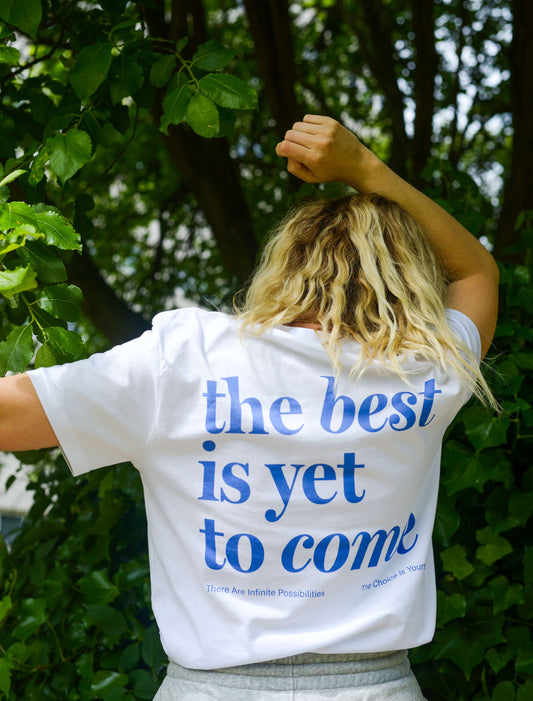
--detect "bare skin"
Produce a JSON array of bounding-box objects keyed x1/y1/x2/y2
[{"x1": 0, "y1": 115, "x2": 499, "y2": 453}]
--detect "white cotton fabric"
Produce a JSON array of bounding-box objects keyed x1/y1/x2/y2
[{"x1": 28, "y1": 308, "x2": 480, "y2": 670}]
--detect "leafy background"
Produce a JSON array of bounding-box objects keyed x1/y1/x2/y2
[{"x1": 0, "y1": 1, "x2": 531, "y2": 699}]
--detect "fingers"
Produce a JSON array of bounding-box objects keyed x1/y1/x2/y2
[
  {"x1": 286, "y1": 158, "x2": 319, "y2": 184},
  {"x1": 275, "y1": 139, "x2": 312, "y2": 161}
]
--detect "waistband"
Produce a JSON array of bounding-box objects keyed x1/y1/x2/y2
[{"x1": 167, "y1": 650, "x2": 412, "y2": 690}]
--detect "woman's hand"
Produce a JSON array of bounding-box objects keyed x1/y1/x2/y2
[{"x1": 275, "y1": 115, "x2": 380, "y2": 190}]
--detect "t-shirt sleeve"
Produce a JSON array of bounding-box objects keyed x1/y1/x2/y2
[
  {"x1": 445, "y1": 308, "x2": 482, "y2": 364},
  {"x1": 27, "y1": 326, "x2": 160, "y2": 476}
]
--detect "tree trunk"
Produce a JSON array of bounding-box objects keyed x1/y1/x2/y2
[
  {"x1": 410, "y1": 0, "x2": 437, "y2": 184},
  {"x1": 243, "y1": 0, "x2": 301, "y2": 137}
]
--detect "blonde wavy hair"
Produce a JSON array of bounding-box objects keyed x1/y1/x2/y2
[{"x1": 235, "y1": 193, "x2": 496, "y2": 409}]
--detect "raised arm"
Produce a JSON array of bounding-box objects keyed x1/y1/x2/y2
[
  {"x1": 276, "y1": 115, "x2": 499, "y2": 357},
  {"x1": 0, "y1": 373, "x2": 58, "y2": 451}
]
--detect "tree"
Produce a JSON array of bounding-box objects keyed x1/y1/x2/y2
[{"x1": 0, "y1": 1, "x2": 532, "y2": 699}]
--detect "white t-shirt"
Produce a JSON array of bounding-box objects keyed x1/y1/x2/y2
[{"x1": 28, "y1": 307, "x2": 480, "y2": 669}]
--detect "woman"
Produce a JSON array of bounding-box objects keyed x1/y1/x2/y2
[{"x1": 0, "y1": 116, "x2": 498, "y2": 700}]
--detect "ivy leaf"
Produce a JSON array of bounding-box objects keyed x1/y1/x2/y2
[
  {"x1": 0, "y1": 0, "x2": 42, "y2": 38},
  {"x1": 463, "y1": 406, "x2": 510, "y2": 452},
  {"x1": 46, "y1": 129, "x2": 92, "y2": 184},
  {"x1": 436, "y1": 591, "x2": 466, "y2": 626},
  {"x1": 36, "y1": 284, "x2": 83, "y2": 321},
  {"x1": 0, "y1": 265, "x2": 37, "y2": 298},
  {"x1": 160, "y1": 81, "x2": 192, "y2": 135},
  {"x1": 70, "y1": 43, "x2": 113, "y2": 100},
  {"x1": 199, "y1": 73, "x2": 257, "y2": 110},
  {"x1": 110, "y1": 56, "x2": 144, "y2": 105},
  {"x1": 433, "y1": 619, "x2": 505, "y2": 679},
  {"x1": 185, "y1": 92, "x2": 219, "y2": 138},
  {"x1": 192, "y1": 40, "x2": 234, "y2": 71},
  {"x1": 440, "y1": 544, "x2": 475, "y2": 580},
  {"x1": 475, "y1": 527, "x2": 513, "y2": 566},
  {"x1": 488, "y1": 575, "x2": 524, "y2": 614},
  {"x1": 150, "y1": 54, "x2": 176, "y2": 88},
  {"x1": 0, "y1": 325, "x2": 34, "y2": 375},
  {"x1": 31, "y1": 205, "x2": 81, "y2": 251}
]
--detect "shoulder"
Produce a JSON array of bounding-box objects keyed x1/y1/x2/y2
[{"x1": 151, "y1": 307, "x2": 237, "y2": 334}]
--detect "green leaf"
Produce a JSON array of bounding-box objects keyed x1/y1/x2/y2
[
  {"x1": 70, "y1": 43, "x2": 113, "y2": 100},
  {"x1": 440, "y1": 544, "x2": 475, "y2": 579},
  {"x1": 476, "y1": 527, "x2": 513, "y2": 566},
  {"x1": 18, "y1": 239, "x2": 67, "y2": 283},
  {"x1": 28, "y1": 148, "x2": 50, "y2": 186},
  {"x1": 442, "y1": 440, "x2": 483, "y2": 494},
  {"x1": 436, "y1": 591, "x2": 466, "y2": 626},
  {"x1": 31, "y1": 205, "x2": 81, "y2": 251},
  {"x1": 192, "y1": 40, "x2": 234, "y2": 71},
  {"x1": 150, "y1": 54, "x2": 176, "y2": 88},
  {"x1": 0, "y1": 45, "x2": 19, "y2": 64},
  {"x1": 185, "y1": 92, "x2": 219, "y2": 138},
  {"x1": 160, "y1": 81, "x2": 192, "y2": 134},
  {"x1": 486, "y1": 646, "x2": 515, "y2": 674},
  {"x1": 36, "y1": 283, "x2": 83, "y2": 321},
  {"x1": 0, "y1": 0, "x2": 42, "y2": 38},
  {"x1": 463, "y1": 406, "x2": 510, "y2": 452},
  {"x1": 34, "y1": 341, "x2": 59, "y2": 368},
  {"x1": 199, "y1": 73, "x2": 257, "y2": 110},
  {"x1": 12, "y1": 598, "x2": 47, "y2": 641},
  {"x1": 46, "y1": 129, "x2": 92, "y2": 184},
  {"x1": 130, "y1": 669, "x2": 158, "y2": 699},
  {"x1": 0, "y1": 594, "x2": 12, "y2": 623},
  {"x1": 85, "y1": 604, "x2": 129, "y2": 636},
  {"x1": 492, "y1": 681, "x2": 516, "y2": 701},
  {"x1": 90, "y1": 670, "x2": 128, "y2": 696},
  {"x1": 0, "y1": 201, "x2": 36, "y2": 230},
  {"x1": 175, "y1": 36, "x2": 188, "y2": 53},
  {"x1": 0, "y1": 264, "x2": 37, "y2": 297},
  {"x1": 0, "y1": 324, "x2": 33, "y2": 375},
  {"x1": 489, "y1": 575, "x2": 524, "y2": 614},
  {"x1": 517, "y1": 681, "x2": 533, "y2": 701},
  {"x1": 110, "y1": 56, "x2": 144, "y2": 105},
  {"x1": 79, "y1": 570, "x2": 120, "y2": 606},
  {"x1": 0, "y1": 657, "x2": 10, "y2": 697},
  {"x1": 141, "y1": 622, "x2": 166, "y2": 670},
  {"x1": 46, "y1": 326, "x2": 84, "y2": 362},
  {"x1": 516, "y1": 644, "x2": 533, "y2": 674},
  {"x1": 433, "y1": 619, "x2": 505, "y2": 678},
  {"x1": 0, "y1": 168, "x2": 26, "y2": 187}
]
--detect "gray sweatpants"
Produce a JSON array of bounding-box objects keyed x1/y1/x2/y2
[{"x1": 153, "y1": 651, "x2": 426, "y2": 700}]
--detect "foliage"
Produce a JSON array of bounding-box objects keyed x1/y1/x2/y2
[
  {"x1": 0, "y1": 0, "x2": 531, "y2": 699},
  {"x1": 411, "y1": 221, "x2": 533, "y2": 700}
]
